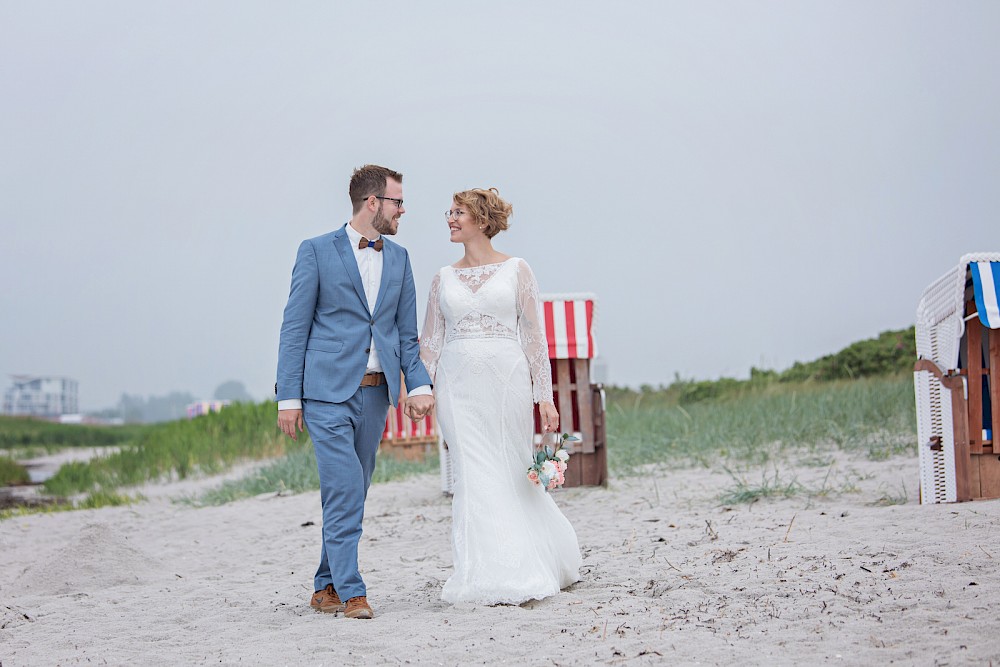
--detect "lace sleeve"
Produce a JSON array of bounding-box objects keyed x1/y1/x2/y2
[
  {"x1": 515, "y1": 259, "x2": 554, "y2": 404},
  {"x1": 419, "y1": 271, "x2": 446, "y2": 382}
]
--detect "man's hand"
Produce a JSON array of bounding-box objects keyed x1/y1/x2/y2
[
  {"x1": 278, "y1": 408, "x2": 305, "y2": 440},
  {"x1": 539, "y1": 401, "x2": 559, "y2": 434},
  {"x1": 405, "y1": 394, "x2": 435, "y2": 422}
]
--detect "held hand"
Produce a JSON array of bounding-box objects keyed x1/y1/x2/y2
[
  {"x1": 406, "y1": 394, "x2": 435, "y2": 422},
  {"x1": 539, "y1": 402, "x2": 559, "y2": 434},
  {"x1": 277, "y1": 408, "x2": 305, "y2": 441}
]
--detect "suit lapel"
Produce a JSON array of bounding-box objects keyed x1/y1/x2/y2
[
  {"x1": 372, "y1": 241, "x2": 394, "y2": 317},
  {"x1": 332, "y1": 226, "x2": 370, "y2": 314}
]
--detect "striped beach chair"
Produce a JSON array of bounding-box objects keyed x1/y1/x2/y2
[
  {"x1": 915, "y1": 253, "x2": 1000, "y2": 503},
  {"x1": 440, "y1": 293, "x2": 607, "y2": 493},
  {"x1": 379, "y1": 401, "x2": 437, "y2": 460}
]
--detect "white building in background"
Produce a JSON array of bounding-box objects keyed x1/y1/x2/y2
[
  {"x1": 185, "y1": 400, "x2": 230, "y2": 419},
  {"x1": 2, "y1": 375, "x2": 79, "y2": 418}
]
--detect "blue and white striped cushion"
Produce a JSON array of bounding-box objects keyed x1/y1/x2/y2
[{"x1": 970, "y1": 261, "x2": 1000, "y2": 329}]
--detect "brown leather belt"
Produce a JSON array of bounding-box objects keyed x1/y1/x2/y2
[{"x1": 360, "y1": 372, "x2": 386, "y2": 387}]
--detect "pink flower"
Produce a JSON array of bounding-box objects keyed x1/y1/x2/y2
[
  {"x1": 556, "y1": 460, "x2": 567, "y2": 473},
  {"x1": 527, "y1": 470, "x2": 540, "y2": 485}
]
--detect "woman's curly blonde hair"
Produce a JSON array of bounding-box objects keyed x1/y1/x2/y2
[{"x1": 453, "y1": 188, "x2": 512, "y2": 239}]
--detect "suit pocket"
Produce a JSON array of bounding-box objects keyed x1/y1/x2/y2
[{"x1": 306, "y1": 338, "x2": 344, "y2": 353}]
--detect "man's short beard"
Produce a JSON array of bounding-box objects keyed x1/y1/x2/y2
[{"x1": 372, "y1": 205, "x2": 397, "y2": 236}]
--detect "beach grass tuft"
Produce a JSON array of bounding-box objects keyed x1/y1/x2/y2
[
  {"x1": 0, "y1": 490, "x2": 144, "y2": 519},
  {"x1": 717, "y1": 467, "x2": 804, "y2": 505},
  {"x1": 871, "y1": 480, "x2": 910, "y2": 506},
  {"x1": 0, "y1": 456, "x2": 31, "y2": 485},
  {"x1": 77, "y1": 490, "x2": 145, "y2": 509}
]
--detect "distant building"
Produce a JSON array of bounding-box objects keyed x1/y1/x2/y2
[
  {"x1": 2, "y1": 375, "x2": 79, "y2": 418},
  {"x1": 185, "y1": 400, "x2": 230, "y2": 419}
]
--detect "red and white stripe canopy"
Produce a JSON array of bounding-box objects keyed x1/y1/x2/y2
[{"x1": 541, "y1": 294, "x2": 598, "y2": 360}]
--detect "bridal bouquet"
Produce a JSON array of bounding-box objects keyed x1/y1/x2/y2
[{"x1": 527, "y1": 433, "x2": 579, "y2": 491}]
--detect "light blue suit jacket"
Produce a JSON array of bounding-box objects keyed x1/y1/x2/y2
[{"x1": 276, "y1": 225, "x2": 431, "y2": 407}]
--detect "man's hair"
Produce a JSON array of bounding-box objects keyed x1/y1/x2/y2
[{"x1": 349, "y1": 164, "x2": 403, "y2": 214}]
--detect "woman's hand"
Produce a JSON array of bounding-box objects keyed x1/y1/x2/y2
[{"x1": 539, "y1": 401, "x2": 559, "y2": 434}]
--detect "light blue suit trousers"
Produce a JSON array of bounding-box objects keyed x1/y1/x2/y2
[{"x1": 304, "y1": 388, "x2": 389, "y2": 599}]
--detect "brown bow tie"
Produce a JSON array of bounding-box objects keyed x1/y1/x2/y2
[{"x1": 359, "y1": 236, "x2": 383, "y2": 251}]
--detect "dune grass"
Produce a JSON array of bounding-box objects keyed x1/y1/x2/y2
[
  {"x1": 201, "y1": 375, "x2": 917, "y2": 506},
  {"x1": 605, "y1": 374, "x2": 917, "y2": 505},
  {"x1": 0, "y1": 489, "x2": 145, "y2": 520},
  {"x1": 4, "y1": 373, "x2": 918, "y2": 514},
  {"x1": 41, "y1": 401, "x2": 301, "y2": 496},
  {"x1": 9, "y1": 399, "x2": 437, "y2": 509},
  {"x1": 194, "y1": 446, "x2": 440, "y2": 506},
  {"x1": 0, "y1": 416, "x2": 143, "y2": 449},
  {"x1": 605, "y1": 374, "x2": 916, "y2": 476},
  {"x1": 0, "y1": 456, "x2": 31, "y2": 485}
]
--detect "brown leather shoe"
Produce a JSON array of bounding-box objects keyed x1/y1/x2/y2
[
  {"x1": 344, "y1": 596, "x2": 374, "y2": 619},
  {"x1": 309, "y1": 584, "x2": 345, "y2": 613}
]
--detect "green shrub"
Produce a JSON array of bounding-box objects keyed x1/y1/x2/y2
[
  {"x1": 607, "y1": 327, "x2": 918, "y2": 407},
  {"x1": 777, "y1": 327, "x2": 916, "y2": 382}
]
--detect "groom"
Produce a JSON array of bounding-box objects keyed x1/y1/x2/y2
[{"x1": 276, "y1": 164, "x2": 434, "y2": 620}]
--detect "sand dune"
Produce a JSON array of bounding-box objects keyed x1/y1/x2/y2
[{"x1": 2, "y1": 453, "x2": 999, "y2": 665}]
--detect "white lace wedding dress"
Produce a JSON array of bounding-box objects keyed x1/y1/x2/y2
[{"x1": 420, "y1": 257, "x2": 582, "y2": 605}]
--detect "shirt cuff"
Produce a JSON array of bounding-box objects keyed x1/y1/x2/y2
[
  {"x1": 278, "y1": 399, "x2": 303, "y2": 410},
  {"x1": 406, "y1": 385, "x2": 432, "y2": 397}
]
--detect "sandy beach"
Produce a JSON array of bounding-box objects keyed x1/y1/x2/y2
[{"x1": 3, "y1": 453, "x2": 1000, "y2": 666}]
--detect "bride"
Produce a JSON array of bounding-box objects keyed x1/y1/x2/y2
[{"x1": 419, "y1": 187, "x2": 581, "y2": 605}]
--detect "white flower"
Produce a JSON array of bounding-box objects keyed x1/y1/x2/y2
[
  {"x1": 555, "y1": 449, "x2": 570, "y2": 462},
  {"x1": 541, "y1": 460, "x2": 558, "y2": 478}
]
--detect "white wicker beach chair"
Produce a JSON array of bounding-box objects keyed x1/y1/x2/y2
[{"x1": 915, "y1": 252, "x2": 1000, "y2": 503}]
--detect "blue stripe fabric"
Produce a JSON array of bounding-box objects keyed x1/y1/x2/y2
[{"x1": 970, "y1": 261, "x2": 1000, "y2": 329}]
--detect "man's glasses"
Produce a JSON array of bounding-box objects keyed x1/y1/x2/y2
[
  {"x1": 445, "y1": 209, "x2": 467, "y2": 219},
  {"x1": 373, "y1": 196, "x2": 403, "y2": 207}
]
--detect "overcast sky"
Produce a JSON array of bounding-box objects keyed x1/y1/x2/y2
[{"x1": 2, "y1": 1, "x2": 998, "y2": 411}]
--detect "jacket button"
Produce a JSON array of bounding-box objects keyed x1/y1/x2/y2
[
  {"x1": 365, "y1": 348, "x2": 371, "y2": 354},
  {"x1": 370, "y1": 319, "x2": 374, "y2": 325}
]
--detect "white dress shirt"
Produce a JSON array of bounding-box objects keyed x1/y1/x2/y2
[
  {"x1": 279, "y1": 223, "x2": 430, "y2": 411},
  {"x1": 345, "y1": 222, "x2": 387, "y2": 374}
]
